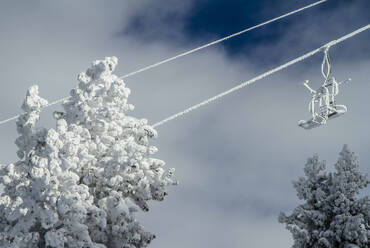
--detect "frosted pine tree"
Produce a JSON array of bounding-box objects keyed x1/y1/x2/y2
[
  {"x1": 279, "y1": 145, "x2": 370, "y2": 248},
  {"x1": 0, "y1": 57, "x2": 177, "y2": 248}
]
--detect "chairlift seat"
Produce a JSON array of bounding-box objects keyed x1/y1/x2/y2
[{"x1": 298, "y1": 105, "x2": 347, "y2": 130}]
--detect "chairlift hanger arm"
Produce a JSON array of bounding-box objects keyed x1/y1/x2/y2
[{"x1": 303, "y1": 80, "x2": 316, "y2": 94}]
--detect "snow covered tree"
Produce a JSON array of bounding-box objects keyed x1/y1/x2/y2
[
  {"x1": 0, "y1": 57, "x2": 177, "y2": 248},
  {"x1": 279, "y1": 145, "x2": 370, "y2": 248}
]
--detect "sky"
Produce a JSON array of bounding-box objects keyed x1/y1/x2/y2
[{"x1": 0, "y1": 0, "x2": 369, "y2": 247}]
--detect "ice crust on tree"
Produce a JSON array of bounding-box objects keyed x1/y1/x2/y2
[
  {"x1": 279, "y1": 145, "x2": 370, "y2": 248},
  {"x1": 0, "y1": 57, "x2": 177, "y2": 248}
]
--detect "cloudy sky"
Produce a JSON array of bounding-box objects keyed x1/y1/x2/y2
[{"x1": 0, "y1": 0, "x2": 369, "y2": 247}]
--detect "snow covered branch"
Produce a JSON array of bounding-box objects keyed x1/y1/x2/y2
[
  {"x1": 0, "y1": 57, "x2": 177, "y2": 248},
  {"x1": 279, "y1": 145, "x2": 370, "y2": 248}
]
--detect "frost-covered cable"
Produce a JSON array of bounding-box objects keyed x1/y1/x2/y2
[
  {"x1": 152, "y1": 24, "x2": 370, "y2": 128},
  {"x1": 0, "y1": 97, "x2": 71, "y2": 125},
  {"x1": 0, "y1": 0, "x2": 327, "y2": 126},
  {"x1": 119, "y1": 0, "x2": 328, "y2": 79}
]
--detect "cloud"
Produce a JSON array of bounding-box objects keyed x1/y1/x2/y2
[{"x1": 120, "y1": 0, "x2": 196, "y2": 45}]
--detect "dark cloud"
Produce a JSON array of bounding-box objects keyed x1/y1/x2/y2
[{"x1": 121, "y1": 0, "x2": 195, "y2": 46}]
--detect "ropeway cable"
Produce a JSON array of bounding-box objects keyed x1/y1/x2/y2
[
  {"x1": 119, "y1": 0, "x2": 328, "y2": 79},
  {"x1": 0, "y1": 0, "x2": 327, "y2": 126},
  {"x1": 152, "y1": 24, "x2": 370, "y2": 128}
]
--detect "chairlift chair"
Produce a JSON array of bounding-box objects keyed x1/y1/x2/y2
[{"x1": 298, "y1": 47, "x2": 350, "y2": 130}]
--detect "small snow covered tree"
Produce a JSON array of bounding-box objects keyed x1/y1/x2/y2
[
  {"x1": 279, "y1": 145, "x2": 370, "y2": 248},
  {"x1": 0, "y1": 57, "x2": 177, "y2": 248}
]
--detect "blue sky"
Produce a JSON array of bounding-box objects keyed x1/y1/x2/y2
[{"x1": 0, "y1": 0, "x2": 369, "y2": 247}]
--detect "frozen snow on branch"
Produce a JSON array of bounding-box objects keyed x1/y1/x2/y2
[
  {"x1": 0, "y1": 57, "x2": 177, "y2": 248},
  {"x1": 279, "y1": 145, "x2": 370, "y2": 248}
]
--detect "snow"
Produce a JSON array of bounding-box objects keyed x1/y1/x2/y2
[
  {"x1": 0, "y1": 57, "x2": 177, "y2": 248},
  {"x1": 279, "y1": 145, "x2": 370, "y2": 247}
]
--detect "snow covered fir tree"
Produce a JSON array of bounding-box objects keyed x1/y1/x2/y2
[
  {"x1": 0, "y1": 57, "x2": 177, "y2": 248},
  {"x1": 279, "y1": 145, "x2": 370, "y2": 248}
]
